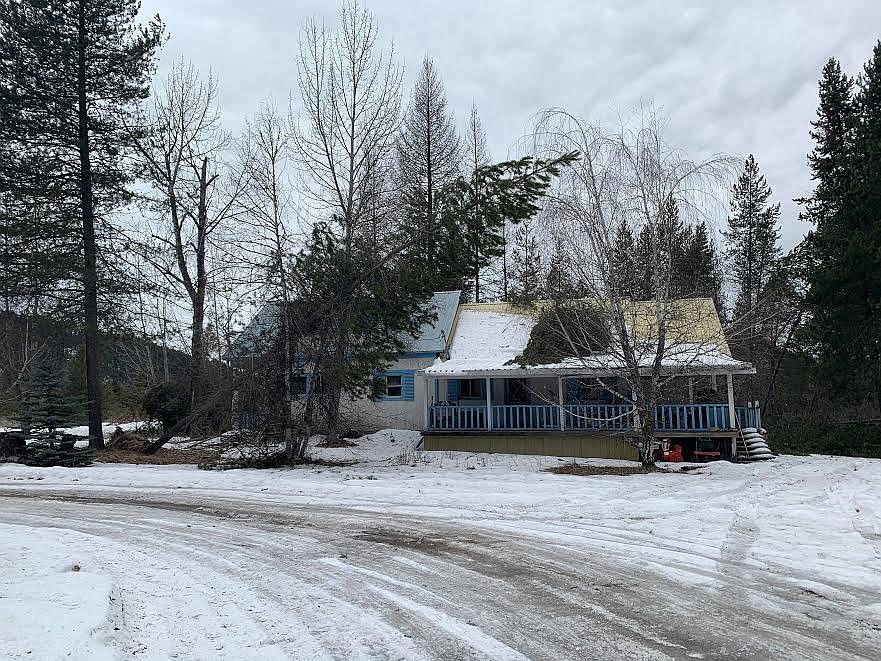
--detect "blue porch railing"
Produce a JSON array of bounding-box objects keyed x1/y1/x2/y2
[
  {"x1": 736, "y1": 405, "x2": 761, "y2": 430},
  {"x1": 493, "y1": 404, "x2": 560, "y2": 430},
  {"x1": 654, "y1": 403, "x2": 730, "y2": 432},
  {"x1": 565, "y1": 404, "x2": 635, "y2": 431},
  {"x1": 429, "y1": 405, "x2": 488, "y2": 431},
  {"x1": 427, "y1": 403, "x2": 760, "y2": 433}
]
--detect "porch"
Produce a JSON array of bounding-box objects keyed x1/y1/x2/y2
[{"x1": 422, "y1": 375, "x2": 760, "y2": 435}]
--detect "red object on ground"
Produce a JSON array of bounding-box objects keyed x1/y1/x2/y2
[{"x1": 663, "y1": 444, "x2": 684, "y2": 462}]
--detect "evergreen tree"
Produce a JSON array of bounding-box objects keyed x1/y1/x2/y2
[
  {"x1": 678, "y1": 222, "x2": 724, "y2": 310},
  {"x1": 798, "y1": 58, "x2": 855, "y2": 230},
  {"x1": 608, "y1": 203, "x2": 722, "y2": 307},
  {"x1": 542, "y1": 234, "x2": 581, "y2": 301},
  {"x1": 633, "y1": 198, "x2": 686, "y2": 300},
  {"x1": 22, "y1": 356, "x2": 82, "y2": 434},
  {"x1": 404, "y1": 152, "x2": 578, "y2": 296},
  {"x1": 0, "y1": 0, "x2": 164, "y2": 448},
  {"x1": 609, "y1": 220, "x2": 637, "y2": 299},
  {"x1": 802, "y1": 42, "x2": 881, "y2": 407},
  {"x1": 724, "y1": 155, "x2": 781, "y2": 321},
  {"x1": 396, "y1": 57, "x2": 463, "y2": 290},
  {"x1": 509, "y1": 219, "x2": 541, "y2": 303}
]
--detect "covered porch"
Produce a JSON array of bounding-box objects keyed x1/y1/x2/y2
[{"x1": 422, "y1": 372, "x2": 760, "y2": 435}]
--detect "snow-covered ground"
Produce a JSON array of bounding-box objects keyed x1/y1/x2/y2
[{"x1": 1, "y1": 434, "x2": 880, "y2": 659}]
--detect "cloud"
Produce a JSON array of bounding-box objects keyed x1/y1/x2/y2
[{"x1": 140, "y1": 0, "x2": 881, "y2": 248}]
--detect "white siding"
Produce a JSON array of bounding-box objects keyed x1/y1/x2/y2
[{"x1": 340, "y1": 356, "x2": 435, "y2": 432}]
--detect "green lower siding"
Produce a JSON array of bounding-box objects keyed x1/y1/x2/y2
[{"x1": 422, "y1": 433, "x2": 640, "y2": 461}]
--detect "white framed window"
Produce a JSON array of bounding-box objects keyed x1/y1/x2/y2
[{"x1": 385, "y1": 374, "x2": 403, "y2": 398}]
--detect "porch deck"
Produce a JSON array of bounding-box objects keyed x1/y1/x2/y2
[{"x1": 426, "y1": 402, "x2": 760, "y2": 434}]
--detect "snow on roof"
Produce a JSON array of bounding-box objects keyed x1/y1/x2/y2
[
  {"x1": 424, "y1": 299, "x2": 753, "y2": 377},
  {"x1": 444, "y1": 308, "x2": 536, "y2": 368}
]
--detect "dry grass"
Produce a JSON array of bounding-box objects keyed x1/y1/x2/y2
[
  {"x1": 96, "y1": 448, "x2": 220, "y2": 465},
  {"x1": 545, "y1": 463, "x2": 662, "y2": 477}
]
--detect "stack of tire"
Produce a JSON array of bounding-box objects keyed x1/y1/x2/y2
[{"x1": 741, "y1": 427, "x2": 774, "y2": 460}]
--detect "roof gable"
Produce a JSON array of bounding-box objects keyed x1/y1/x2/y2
[
  {"x1": 231, "y1": 290, "x2": 461, "y2": 358},
  {"x1": 426, "y1": 297, "x2": 746, "y2": 376}
]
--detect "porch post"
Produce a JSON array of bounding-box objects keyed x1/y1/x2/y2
[
  {"x1": 726, "y1": 373, "x2": 736, "y2": 429},
  {"x1": 558, "y1": 377, "x2": 565, "y2": 431},
  {"x1": 687, "y1": 377, "x2": 694, "y2": 404},
  {"x1": 631, "y1": 386, "x2": 640, "y2": 432},
  {"x1": 755, "y1": 399, "x2": 762, "y2": 431},
  {"x1": 486, "y1": 376, "x2": 492, "y2": 431},
  {"x1": 423, "y1": 375, "x2": 431, "y2": 431}
]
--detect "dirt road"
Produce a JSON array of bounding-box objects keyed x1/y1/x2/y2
[{"x1": 1, "y1": 485, "x2": 877, "y2": 660}]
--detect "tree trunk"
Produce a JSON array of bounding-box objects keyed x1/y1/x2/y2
[
  {"x1": 280, "y1": 304, "x2": 294, "y2": 460},
  {"x1": 188, "y1": 157, "x2": 211, "y2": 435},
  {"x1": 637, "y1": 392, "x2": 657, "y2": 467},
  {"x1": 77, "y1": 1, "x2": 104, "y2": 450}
]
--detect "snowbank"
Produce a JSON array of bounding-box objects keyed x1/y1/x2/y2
[{"x1": 0, "y1": 524, "x2": 115, "y2": 660}]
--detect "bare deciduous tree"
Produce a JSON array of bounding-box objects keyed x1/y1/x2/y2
[
  {"x1": 292, "y1": 0, "x2": 402, "y2": 241},
  {"x1": 133, "y1": 60, "x2": 249, "y2": 430},
  {"x1": 533, "y1": 106, "x2": 734, "y2": 465},
  {"x1": 236, "y1": 100, "x2": 299, "y2": 454}
]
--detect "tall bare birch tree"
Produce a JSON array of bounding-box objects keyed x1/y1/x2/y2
[
  {"x1": 533, "y1": 107, "x2": 732, "y2": 465},
  {"x1": 464, "y1": 101, "x2": 491, "y2": 301}
]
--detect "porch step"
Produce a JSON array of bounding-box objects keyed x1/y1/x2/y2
[{"x1": 736, "y1": 427, "x2": 775, "y2": 461}]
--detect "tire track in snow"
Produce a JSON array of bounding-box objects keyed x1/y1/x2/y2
[{"x1": 2, "y1": 486, "x2": 880, "y2": 660}]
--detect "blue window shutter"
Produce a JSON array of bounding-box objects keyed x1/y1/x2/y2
[
  {"x1": 447, "y1": 379, "x2": 459, "y2": 402},
  {"x1": 304, "y1": 373, "x2": 312, "y2": 399},
  {"x1": 479, "y1": 379, "x2": 486, "y2": 398},
  {"x1": 402, "y1": 371, "x2": 415, "y2": 401}
]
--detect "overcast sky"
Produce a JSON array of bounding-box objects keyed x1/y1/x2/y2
[{"x1": 140, "y1": 0, "x2": 881, "y2": 249}]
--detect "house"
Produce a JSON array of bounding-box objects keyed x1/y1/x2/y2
[
  {"x1": 420, "y1": 299, "x2": 760, "y2": 461},
  {"x1": 233, "y1": 293, "x2": 762, "y2": 461},
  {"x1": 229, "y1": 291, "x2": 461, "y2": 431}
]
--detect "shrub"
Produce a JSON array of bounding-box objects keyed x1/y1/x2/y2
[
  {"x1": 769, "y1": 419, "x2": 881, "y2": 458},
  {"x1": 143, "y1": 382, "x2": 191, "y2": 434}
]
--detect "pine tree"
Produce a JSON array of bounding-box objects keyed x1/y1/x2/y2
[
  {"x1": 724, "y1": 155, "x2": 782, "y2": 321},
  {"x1": 798, "y1": 58, "x2": 855, "y2": 230},
  {"x1": 509, "y1": 219, "x2": 541, "y2": 303},
  {"x1": 609, "y1": 221, "x2": 637, "y2": 299},
  {"x1": 802, "y1": 42, "x2": 881, "y2": 406},
  {"x1": 22, "y1": 356, "x2": 83, "y2": 434},
  {"x1": 633, "y1": 198, "x2": 686, "y2": 300},
  {"x1": 0, "y1": 0, "x2": 164, "y2": 448},
  {"x1": 397, "y1": 57, "x2": 463, "y2": 290},
  {"x1": 543, "y1": 234, "x2": 580, "y2": 301},
  {"x1": 679, "y1": 222, "x2": 724, "y2": 311}
]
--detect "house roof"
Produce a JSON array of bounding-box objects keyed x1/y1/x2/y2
[
  {"x1": 230, "y1": 290, "x2": 461, "y2": 358},
  {"x1": 423, "y1": 298, "x2": 753, "y2": 378},
  {"x1": 406, "y1": 290, "x2": 460, "y2": 354}
]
